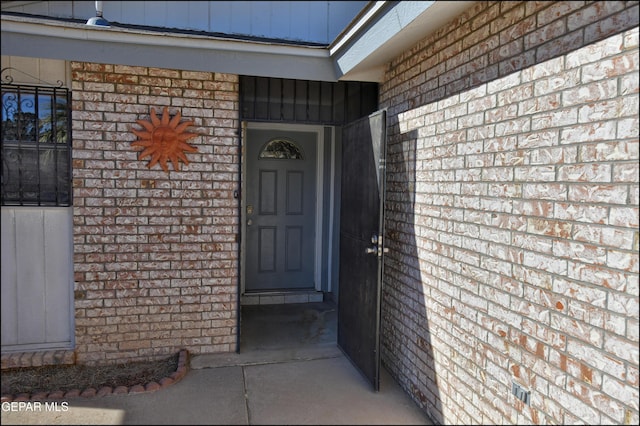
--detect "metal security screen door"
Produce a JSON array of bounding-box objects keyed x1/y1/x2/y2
[
  {"x1": 245, "y1": 128, "x2": 318, "y2": 291},
  {"x1": 337, "y1": 110, "x2": 387, "y2": 391}
]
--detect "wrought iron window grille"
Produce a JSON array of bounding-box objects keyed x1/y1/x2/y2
[{"x1": 1, "y1": 68, "x2": 72, "y2": 206}]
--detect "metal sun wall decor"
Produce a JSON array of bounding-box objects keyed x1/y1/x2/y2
[{"x1": 131, "y1": 106, "x2": 198, "y2": 173}]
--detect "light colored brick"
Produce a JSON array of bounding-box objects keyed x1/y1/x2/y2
[{"x1": 72, "y1": 63, "x2": 239, "y2": 366}]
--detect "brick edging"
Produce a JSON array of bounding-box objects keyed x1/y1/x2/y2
[
  {"x1": 1, "y1": 350, "x2": 76, "y2": 370},
  {"x1": 0, "y1": 349, "x2": 189, "y2": 403}
]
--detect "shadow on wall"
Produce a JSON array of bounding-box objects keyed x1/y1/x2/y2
[
  {"x1": 390, "y1": 1, "x2": 640, "y2": 116},
  {"x1": 379, "y1": 126, "x2": 444, "y2": 419}
]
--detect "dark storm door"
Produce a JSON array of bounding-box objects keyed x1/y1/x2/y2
[
  {"x1": 245, "y1": 128, "x2": 317, "y2": 291},
  {"x1": 338, "y1": 110, "x2": 387, "y2": 391}
]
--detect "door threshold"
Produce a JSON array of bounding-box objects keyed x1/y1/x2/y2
[{"x1": 242, "y1": 290, "x2": 324, "y2": 305}]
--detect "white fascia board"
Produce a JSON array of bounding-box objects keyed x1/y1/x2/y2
[
  {"x1": 329, "y1": 1, "x2": 389, "y2": 54},
  {"x1": 330, "y1": 1, "x2": 476, "y2": 82},
  {"x1": 1, "y1": 15, "x2": 337, "y2": 81}
]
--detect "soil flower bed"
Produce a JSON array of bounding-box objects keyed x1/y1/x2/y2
[{"x1": 1, "y1": 350, "x2": 187, "y2": 401}]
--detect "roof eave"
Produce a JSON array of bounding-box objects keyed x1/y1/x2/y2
[
  {"x1": 2, "y1": 1, "x2": 478, "y2": 84},
  {"x1": 0, "y1": 13, "x2": 336, "y2": 81},
  {"x1": 330, "y1": 1, "x2": 477, "y2": 82}
]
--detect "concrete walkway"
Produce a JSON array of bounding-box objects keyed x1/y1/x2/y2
[
  {"x1": 2, "y1": 302, "x2": 433, "y2": 425},
  {"x1": 1, "y1": 346, "x2": 432, "y2": 425}
]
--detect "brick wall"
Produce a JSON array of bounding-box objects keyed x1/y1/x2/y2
[
  {"x1": 71, "y1": 63, "x2": 239, "y2": 365},
  {"x1": 380, "y1": 1, "x2": 638, "y2": 424}
]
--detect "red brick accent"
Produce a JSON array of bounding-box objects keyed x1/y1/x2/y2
[
  {"x1": 47, "y1": 391, "x2": 65, "y2": 400},
  {"x1": 63, "y1": 390, "x2": 81, "y2": 399},
  {"x1": 145, "y1": 382, "x2": 161, "y2": 392},
  {"x1": 96, "y1": 386, "x2": 113, "y2": 397},
  {"x1": 128, "y1": 385, "x2": 146, "y2": 394},
  {"x1": 80, "y1": 388, "x2": 97, "y2": 398},
  {"x1": 1, "y1": 350, "x2": 76, "y2": 370},
  {"x1": 113, "y1": 386, "x2": 129, "y2": 395}
]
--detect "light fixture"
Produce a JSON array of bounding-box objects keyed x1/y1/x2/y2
[{"x1": 86, "y1": 1, "x2": 110, "y2": 27}]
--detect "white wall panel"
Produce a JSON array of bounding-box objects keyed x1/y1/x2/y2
[
  {"x1": 48, "y1": 0, "x2": 73, "y2": 17},
  {"x1": 43, "y1": 209, "x2": 75, "y2": 343},
  {"x1": 15, "y1": 209, "x2": 47, "y2": 345},
  {"x1": 0, "y1": 209, "x2": 18, "y2": 345},
  {"x1": 0, "y1": 207, "x2": 74, "y2": 351},
  {"x1": 230, "y1": 1, "x2": 253, "y2": 36},
  {"x1": 250, "y1": 1, "x2": 272, "y2": 37},
  {"x1": 1, "y1": 1, "x2": 367, "y2": 44},
  {"x1": 0, "y1": 56, "x2": 70, "y2": 87}
]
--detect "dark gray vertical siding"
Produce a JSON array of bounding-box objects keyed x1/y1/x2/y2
[
  {"x1": 321, "y1": 127, "x2": 333, "y2": 292},
  {"x1": 240, "y1": 76, "x2": 378, "y2": 125}
]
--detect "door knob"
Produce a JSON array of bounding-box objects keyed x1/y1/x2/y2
[{"x1": 365, "y1": 234, "x2": 388, "y2": 257}]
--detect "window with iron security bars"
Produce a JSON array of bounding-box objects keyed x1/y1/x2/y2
[{"x1": 1, "y1": 83, "x2": 72, "y2": 206}]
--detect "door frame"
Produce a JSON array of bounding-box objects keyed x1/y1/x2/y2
[{"x1": 240, "y1": 121, "x2": 329, "y2": 296}]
